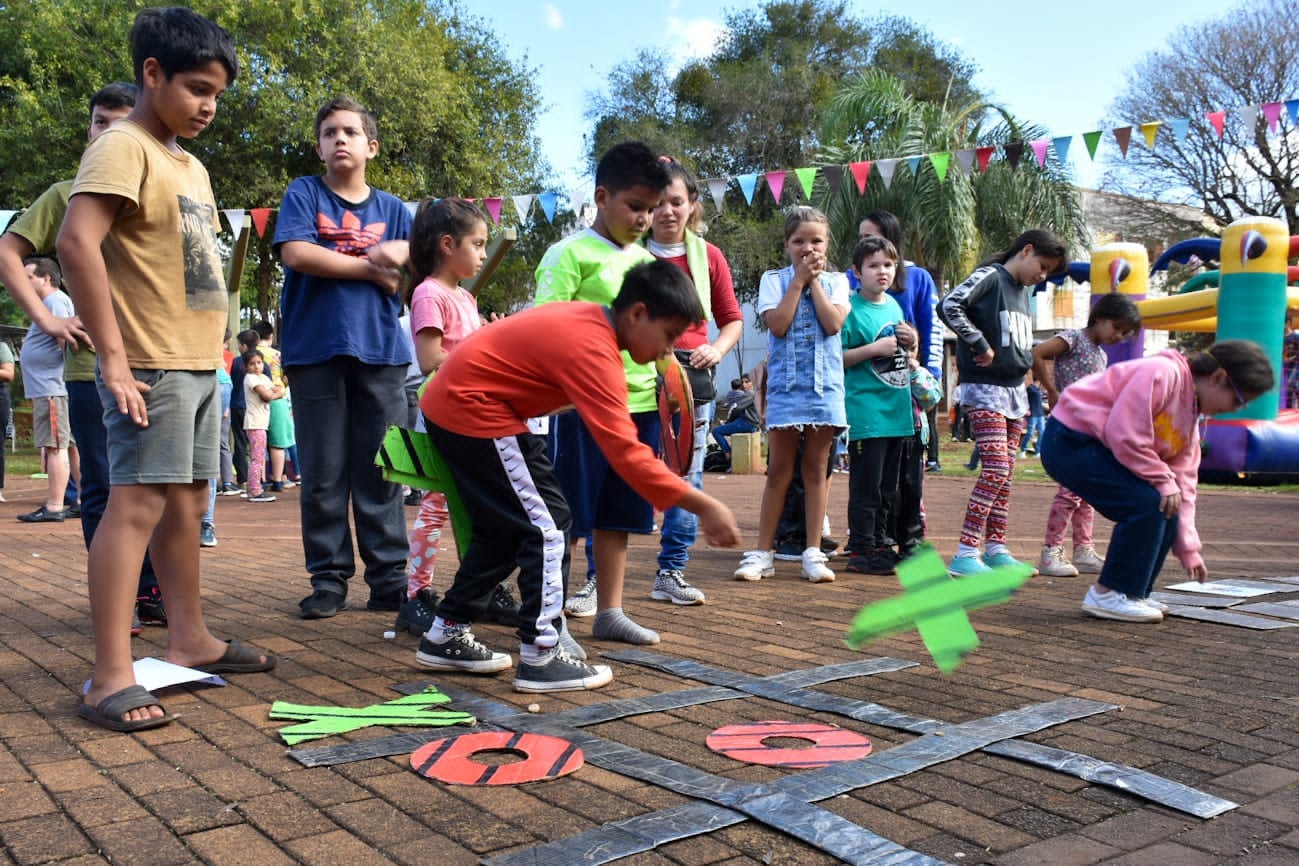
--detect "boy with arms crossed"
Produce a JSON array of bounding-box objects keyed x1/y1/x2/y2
[{"x1": 58, "y1": 7, "x2": 274, "y2": 733}]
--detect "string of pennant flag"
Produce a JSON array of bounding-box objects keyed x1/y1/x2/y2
[{"x1": 2, "y1": 98, "x2": 1295, "y2": 238}]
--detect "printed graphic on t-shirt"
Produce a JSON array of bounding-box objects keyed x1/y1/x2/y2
[
  {"x1": 318, "y1": 210, "x2": 384, "y2": 255},
  {"x1": 179, "y1": 194, "x2": 227, "y2": 310},
  {"x1": 1000, "y1": 309, "x2": 1033, "y2": 349},
  {"x1": 871, "y1": 323, "x2": 909, "y2": 388}
]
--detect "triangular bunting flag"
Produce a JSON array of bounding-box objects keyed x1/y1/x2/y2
[
  {"x1": 1004, "y1": 142, "x2": 1024, "y2": 169},
  {"x1": 250, "y1": 208, "x2": 273, "y2": 238},
  {"x1": 706, "y1": 178, "x2": 728, "y2": 212},
  {"x1": 1051, "y1": 136, "x2": 1072, "y2": 165},
  {"x1": 537, "y1": 191, "x2": 558, "y2": 224},
  {"x1": 764, "y1": 171, "x2": 786, "y2": 203},
  {"x1": 975, "y1": 146, "x2": 995, "y2": 172},
  {"x1": 222, "y1": 209, "x2": 245, "y2": 235},
  {"x1": 876, "y1": 159, "x2": 897, "y2": 189},
  {"x1": 568, "y1": 187, "x2": 587, "y2": 218},
  {"x1": 1139, "y1": 122, "x2": 1160, "y2": 150},
  {"x1": 906, "y1": 156, "x2": 923, "y2": 177},
  {"x1": 793, "y1": 167, "x2": 817, "y2": 199},
  {"x1": 848, "y1": 161, "x2": 871, "y2": 193},
  {"x1": 954, "y1": 149, "x2": 975, "y2": 175},
  {"x1": 1112, "y1": 127, "x2": 1132, "y2": 157},
  {"x1": 1239, "y1": 104, "x2": 1259, "y2": 134},
  {"x1": 512, "y1": 194, "x2": 534, "y2": 223},
  {"x1": 928, "y1": 152, "x2": 950, "y2": 182},
  {"x1": 1082, "y1": 131, "x2": 1103, "y2": 159},
  {"x1": 403, "y1": 201, "x2": 418, "y2": 218},
  {"x1": 1205, "y1": 111, "x2": 1226, "y2": 139},
  {"x1": 821, "y1": 165, "x2": 843, "y2": 194},
  {"x1": 482, "y1": 197, "x2": 502, "y2": 225},
  {"x1": 1287, "y1": 99, "x2": 1299, "y2": 125},
  {"x1": 736, "y1": 173, "x2": 758, "y2": 205},
  {"x1": 1029, "y1": 140, "x2": 1049, "y2": 167},
  {"x1": 1262, "y1": 102, "x2": 1282, "y2": 132},
  {"x1": 1168, "y1": 118, "x2": 1190, "y2": 145}
]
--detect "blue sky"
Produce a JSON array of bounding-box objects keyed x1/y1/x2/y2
[{"x1": 475, "y1": 0, "x2": 1239, "y2": 191}]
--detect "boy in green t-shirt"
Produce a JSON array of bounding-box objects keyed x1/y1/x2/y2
[
  {"x1": 58, "y1": 7, "x2": 274, "y2": 733},
  {"x1": 533, "y1": 142, "x2": 669, "y2": 646}
]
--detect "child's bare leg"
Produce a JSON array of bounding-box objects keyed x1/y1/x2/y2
[
  {"x1": 755, "y1": 428, "x2": 800, "y2": 549},
  {"x1": 84, "y1": 484, "x2": 169, "y2": 722},
  {"x1": 592, "y1": 528, "x2": 659, "y2": 645},
  {"x1": 269, "y1": 447, "x2": 286, "y2": 483},
  {"x1": 800, "y1": 428, "x2": 837, "y2": 549}
]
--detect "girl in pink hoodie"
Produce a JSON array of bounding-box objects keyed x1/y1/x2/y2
[{"x1": 1040, "y1": 340, "x2": 1273, "y2": 623}]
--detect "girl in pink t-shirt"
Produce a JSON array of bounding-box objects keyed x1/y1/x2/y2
[{"x1": 396, "y1": 199, "x2": 489, "y2": 636}]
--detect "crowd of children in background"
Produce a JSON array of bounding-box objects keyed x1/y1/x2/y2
[{"x1": 0, "y1": 5, "x2": 1280, "y2": 731}]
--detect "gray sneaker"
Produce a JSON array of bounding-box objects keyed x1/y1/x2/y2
[
  {"x1": 416, "y1": 627, "x2": 512, "y2": 673},
  {"x1": 565, "y1": 575, "x2": 598, "y2": 618},
  {"x1": 514, "y1": 649, "x2": 613, "y2": 693},
  {"x1": 651, "y1": 569, "x2": 705, "y2": 605}
]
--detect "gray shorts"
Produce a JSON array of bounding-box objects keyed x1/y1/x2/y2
[
  {"x1": 32, "y1": 395, "x2": 71, "y2": 449},
  {"x1": 99, "y1": 369, "x2": 220, "y2": 485}
]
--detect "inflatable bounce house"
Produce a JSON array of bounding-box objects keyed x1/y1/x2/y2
[{"x1": 1053, "y1": 216, "x2": 1299, "y2": 482}]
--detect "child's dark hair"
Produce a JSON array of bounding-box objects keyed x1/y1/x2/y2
[
  {"x1": 981, "y1": 229, "x2": 1068, "y2": 273},
  {"x1": 314, "y1": 95, "x2": 378, "y2": 140},
  {"x1": 241, "y1": 348, "x2": 264, "y2": 366},
  {"x1": 90, "y1": 82, "x2": 137, "y2": 114},
  {"x1": 1087, "y1": 292, "x2": 1142, "y2": 330},
  {"x1": 596, "y1": 142, "x2": 670, "y2": 195},
  {"x1": 851, "y1": 235, "x2": 899, "y2": 271},
  {"x1": 406, "y1": 198, "x2": 488, "y2": 305},
  {"x1": 860, "y1": 210, "x2": 907, "y2": 290},
  {"x1": 252, "y1": 320, "x2": 274, "y2": 342},
  {"x1": 129, "y1": 7, "x2": 238, "y2": 85},
  {"x1": 236, "y1": 328, "x2": 259, "y2": 349},
  {"x1": 1188, "y1": 339, "x2": 1275, "y2": 397},
  {"x1": 25, "y1": 256, "x2": 61, "y2": 285},
  {"x1": 658, "y1": 155, "x2": 704, "y2": 232},
  {"x1": 613, "y1": 259, "x2": 704, "y2": 324}
]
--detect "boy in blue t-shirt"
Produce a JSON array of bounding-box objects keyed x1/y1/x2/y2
[
  {"x1": 841, "y1": 237, "x2": 917, "y2": 576},
  {"x1": 274, "y1": 95, "x2": 413, "y2": 620}
]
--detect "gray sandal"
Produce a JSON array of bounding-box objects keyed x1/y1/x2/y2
[{"x1": 78, "y1": 684, "x2": 174, "y2": 732}]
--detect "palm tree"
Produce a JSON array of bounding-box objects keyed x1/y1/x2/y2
[{"x1": 816, "y1": 70, "x2": 1087, "y2": 288}]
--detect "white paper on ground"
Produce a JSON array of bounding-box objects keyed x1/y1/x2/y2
[{"x1": 82, "y1": 657, "x2": 226, "y2": 694}]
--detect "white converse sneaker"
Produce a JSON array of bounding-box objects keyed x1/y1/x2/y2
[
  {"x1": 801, "y1": 547, "x2": 835, "y2": 583},
  {"x1": 1072, "y1": 545, "x2": 1105, "y2": 574},
  {"x1": 734, "y1": 550, "x2": 774, "y2": 581},
  {"x1": 1081, "y1": 586, "x2": 1162, "y2": 623},
  {"x1": 1038, "y1": 544, "x2": 1079, "y2": 577}
]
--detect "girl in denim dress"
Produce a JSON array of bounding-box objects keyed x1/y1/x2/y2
[{"x1": 734, "y1": 207, "x2": 850, "y2": 583}]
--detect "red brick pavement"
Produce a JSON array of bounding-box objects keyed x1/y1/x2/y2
[{"x1": 1, "y1": 469, "x2": 1298, "y2": 865}]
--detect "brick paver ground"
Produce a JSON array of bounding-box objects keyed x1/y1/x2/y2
[{"x1": 1, "y1": 462, "x2": 1297, "y2": 865}]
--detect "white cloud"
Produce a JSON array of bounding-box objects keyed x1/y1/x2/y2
[
  {"x1": 664, "y1": 16, "x2": 724, "y2": 68},
  {"x1": 543, "y1": 3, "x2": 563, "y2": 30}
]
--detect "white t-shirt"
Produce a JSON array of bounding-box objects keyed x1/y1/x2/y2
[{"x1": 243, "y1": 372, "x2": 272, "y2": 430}]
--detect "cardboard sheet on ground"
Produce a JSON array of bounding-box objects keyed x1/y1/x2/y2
[
  {"x1": 845, "y1": 543, "x2": 1033, "y2": 672},
  {"x1": 82, "y1": 657, "x2": 225, "y2": 695}
]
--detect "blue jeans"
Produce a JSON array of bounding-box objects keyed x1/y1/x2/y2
[
  {"x1": 1020, "y1": 414, "x2": 1045, "y2": 454},
  {"x1": 1039, "y1": 418, "x2": 1178, "y2": 598},
  {"x1": 287, "y1": 358, "x2": 408, "y2": 598},
  {"x1": 658, "y1": 401, "x2": 713, "y2": 572},
  {"x1": 711, "y1": 415, "x2": 757, "y2": 453},
  {"x1": 66, "y1": 380, "x2": 159, "y2": 594}
]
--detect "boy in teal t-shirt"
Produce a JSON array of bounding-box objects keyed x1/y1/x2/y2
[
  {"x1": 533, "y1": 141, "x2": 669, "y2": 647},
  {"x1": 841, "y1": 237, "x2": 917, "y2": 576}
]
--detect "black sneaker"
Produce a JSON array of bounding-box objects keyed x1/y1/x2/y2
[
  {"x1": 66, "y1": 502, "x2": 81, "y2": 518},
  {"x1": 845, "y1": 550, "x2": 896, "y2": 576},
  {"x1": 367, "y1": 588, "x2": 405, "y2": 612},
  {"x1": 819, "y1": 535, "x2": 840, "y2": 556},
  {"x1": 514, "y1": 649, "x2": 613, "y2": 693},
  {"x1": 299, "y1": 588, "x2": 347, "y2": 619},
  {"x1": 17, "y1": 505, "x2": 64, "y2": 523},
  {"x1": 395, "y1": 587, "x2": 439, "y2": 635},
  {"x1": 136, "y1": 589, "x2": 167, "y2": 626},
  {"x1": 404, "y1": 489, "x2": 423, "y2": 506},
  {"x1": 482, "y1": 583, "x2": 522, "y2": 626},
  {"x1": 925, "y1": 461, "x2": 943, "y2": 473},
  {"x1": 416, "y1": 629, "x2": 511, "y2": 673},
  {"x1": 773, "y1": 540, "x2": 803, "y2": 562}
]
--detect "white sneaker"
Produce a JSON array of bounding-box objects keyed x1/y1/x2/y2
[
  {"x1": 1073, "y1": 545, "x2": 1105, "y2": 574},
  {"x1": 1038, "y1": 545, "x2": 1079, "y2": 577},
  {"x1": 801, "y1": 547, "x2": 835, "y2": 583},
  {"x1": 1081, "y1": 586, "x2": 1162, "y2": 622},
  {"x1": 734, "y1": 550, "x2": 774, "y2": 581},
  {"x1": 1141, "y1": 596, "x2": 1170, "y2": 614},
  {"x1": 564, "y1": 575, "x2": 598, "y2": 617}
]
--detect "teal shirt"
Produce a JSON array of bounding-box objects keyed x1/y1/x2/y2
[{"x1": 842, "y1": 292, "x2": 913, "y2": 440}]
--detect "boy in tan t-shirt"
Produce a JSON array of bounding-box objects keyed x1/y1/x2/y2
[{"x1": 57, "y1": 7, "x2": 275, "y2": 733}]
